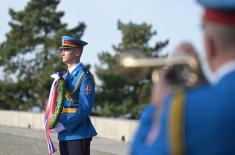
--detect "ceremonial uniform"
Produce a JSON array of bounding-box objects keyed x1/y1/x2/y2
[
  {"x1": 130, "y1": 0, "x2": 235, "y2": 155},
  {"x1": 59, "y1": 64, "x2": 97, "y2": 140},
  {"x1": 58, "y1": 36, "x2": 97, "y2": 155}
]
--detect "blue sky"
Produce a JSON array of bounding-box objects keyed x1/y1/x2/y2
[{"x1": 0, "y1": 0, "x2": 203, "y2": 73}]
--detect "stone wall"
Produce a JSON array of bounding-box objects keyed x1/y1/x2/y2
[{"x1": 0, "y1": 110, "x2": 138, "y2": 142}]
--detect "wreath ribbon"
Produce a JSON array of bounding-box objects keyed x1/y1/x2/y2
[{"x1": 44, "y1": 71, "x2": 66, "y2": 155}]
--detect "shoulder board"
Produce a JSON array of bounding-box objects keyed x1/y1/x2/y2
[{"x1": 82, "y1": 67, "x2": 91, "y2": 74}]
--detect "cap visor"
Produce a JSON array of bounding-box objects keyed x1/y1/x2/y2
[{"x1": 59, "y1": 46, "x2": 78, "y2": 50}]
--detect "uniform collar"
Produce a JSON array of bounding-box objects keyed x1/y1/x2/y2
[
  {"x1": 214, "y1": 60, "x2": 235, "y2": 84},
  {"x1": 68, "y1": 63, "x2": 80, "y2": 73}
]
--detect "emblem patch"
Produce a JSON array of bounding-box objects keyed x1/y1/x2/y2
[{"x1": 85, "y1": 84, "x2": 92, "y2": 94}]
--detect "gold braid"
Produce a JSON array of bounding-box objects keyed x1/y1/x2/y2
[
  {"x1": 64, "y1": 70, "x2": 95, "y2": 104},
  {"x1": 169, "y1": 90, "x2": 186, "y2": 155}
]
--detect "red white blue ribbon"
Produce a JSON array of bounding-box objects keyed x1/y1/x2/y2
[{"x1": 44, "y1": 73, "x2": 62, "y2": 155}]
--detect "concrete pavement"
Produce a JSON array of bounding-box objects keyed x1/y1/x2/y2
[{"x1": 0, "y1": 126, "x2": 129, "y2": 155}]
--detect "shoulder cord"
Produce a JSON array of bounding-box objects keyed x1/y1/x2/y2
[
  {"x1": 65, "y1": 72, "x2": 85, "y2": 104},
  {"x1": 169, "y1": 90, "x2": 186, "y2": 155},
  {"x1": 65, "y1": 71, "x2": 96, "y2": 104}
]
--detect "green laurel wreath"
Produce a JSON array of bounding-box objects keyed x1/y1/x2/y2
[{"x1": 49, "y1": 78, "x2": 66, "y2": 129}]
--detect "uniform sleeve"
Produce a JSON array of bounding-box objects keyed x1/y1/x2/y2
[
  {"x1": 131, "y1": 97, "x2": 173, "y2": 155},
  {"x1": 62, "y1": 74, "x2": 95, "y2": 130},
  {"x1": 130, "y1": 104, "x2": 156, "y2": 155}
]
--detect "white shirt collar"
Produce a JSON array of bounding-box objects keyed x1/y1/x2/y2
[
  {"x1": 213, "y1": 60, "x2": 235, "y2": 84},
  {"x1": 68, "y1": 63, "x2": 80, "y2": 73}
]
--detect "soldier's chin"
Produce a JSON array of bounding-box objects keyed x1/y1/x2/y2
[
  {"x1": 62, "y1": 60, "x2": 68, "y2": 64},
  {"x1": 62, "y1": 59, "x2": 68, "y2": 63}
]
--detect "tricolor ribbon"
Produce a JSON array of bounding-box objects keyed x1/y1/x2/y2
[{"x1": 44, "y1": 72, "x2": 65, "y2": 155}]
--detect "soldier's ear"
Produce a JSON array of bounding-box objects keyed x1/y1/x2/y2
[
  {"x1": 80, "y1": 47, "x2": 84, "y2": 53},
  {"x1": 74, "y1": 48, "x2": 83, "y2": 57},
  {"x1": 205, "y1": 32, "x2": 216, "y2": 60}
]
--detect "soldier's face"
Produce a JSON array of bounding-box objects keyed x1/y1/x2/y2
[
  {"x1": 200, "y1": 22, "x2": 217, "y2": 84},
  {"x1": 60, "y1": 48, "x2": 81, "y2": 64}
]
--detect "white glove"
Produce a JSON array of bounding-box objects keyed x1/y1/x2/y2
[{"x1": 50, "y1": 122, "x2": 66, "y2": 133}]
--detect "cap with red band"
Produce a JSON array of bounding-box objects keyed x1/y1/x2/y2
[
  {"x1": 204, "y1": 9, "x2": 235, "y2": 25},
  {"x1": 59, "y1": 35, "x2": 88, "y2": 50},
  {"x1": 197, "y1": 0, "x2": 235, "y2": 25}
]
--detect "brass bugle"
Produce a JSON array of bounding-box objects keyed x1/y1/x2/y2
[
  {"x1": 120, "y1": 56, "x2": 198, "y2": 72},
  {"x1": 119, "y1": 54, "x2": 200, "y2": 87}
]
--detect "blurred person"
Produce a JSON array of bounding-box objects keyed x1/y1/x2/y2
[
  {"x1": 54, "y1": 36, "x2": 97, "y2": 155},
  {"x1": 130, "y1": 0, "x2": 235, "y2": 154},
  {"x1": 130, "y1": 42, "x2": 203, "y2": 155}
]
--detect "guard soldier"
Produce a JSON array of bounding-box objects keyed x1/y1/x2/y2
[
  {"x1": 56, "y1": 35, "x2": 97, "y2": 155},
  {"x1": 130, "y1": 0, "x2": 235, "y2": 154}
]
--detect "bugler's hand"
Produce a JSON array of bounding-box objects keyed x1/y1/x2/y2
[
  {"x1": 173, "y1": 42, "x2": 197, "y2": 59},
  {"x1": 151, "y1": 69, "x2": 169, "y2": 107}
]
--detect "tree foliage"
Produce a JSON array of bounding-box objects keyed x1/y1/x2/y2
[
  {"x1": 95, "y1": 21, "x2": 168, "y2": 118},
  {"x1": 0, "y1": 0, "x2": 86, "y2": 110}
]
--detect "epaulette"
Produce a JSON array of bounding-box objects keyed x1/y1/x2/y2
[{"x1": 82, "y1": 67, "x2": 90, "y2": 74}]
